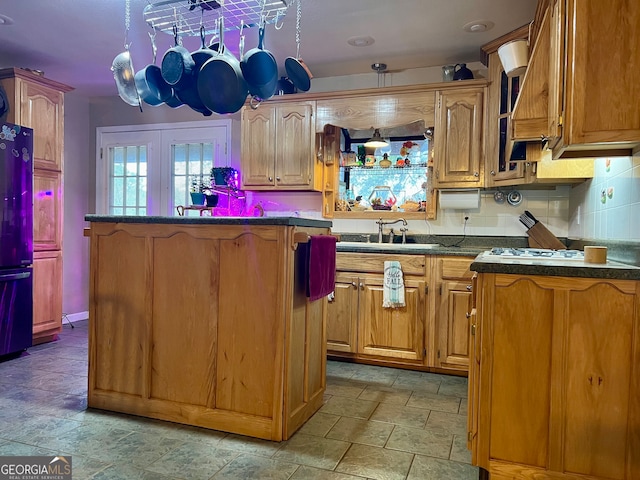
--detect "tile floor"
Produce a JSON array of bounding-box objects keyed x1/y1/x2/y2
[{"x1": 0, "y1": 320, "x2": 478, "y2": 480}]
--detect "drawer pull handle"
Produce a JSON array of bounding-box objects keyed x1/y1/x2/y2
[{"x1": 466, "y1": 285, "x2": 472, "y2": 291}]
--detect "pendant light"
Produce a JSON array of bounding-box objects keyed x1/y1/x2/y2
[{"x1": 364, "y1": 128, "x2": 388, "y2": 148}]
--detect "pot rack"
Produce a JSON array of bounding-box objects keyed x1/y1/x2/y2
[{"x1": 143, "y1": 0, "x2": 290, "y2": 38}]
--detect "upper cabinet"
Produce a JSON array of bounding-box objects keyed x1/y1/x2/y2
[
  {"x1": 513, "y1": 0, "x2": 640, "y2": 159},
  {"x1": 240, "y1": 100, "x2": 321, "y2": 191},
  {"x1": 433, "y1": 87, "x2": 485, "y2": 187}
]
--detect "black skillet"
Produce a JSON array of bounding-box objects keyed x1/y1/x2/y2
[
  {"x1": 176, "y1": 26, "x2": 213, "y2": 116},
  {"x1": 135, "y1": 31, "x2": 173, "y2": 106},
  {"x1": 197, "y1": 17, "x2": 248, "y2": 114}
]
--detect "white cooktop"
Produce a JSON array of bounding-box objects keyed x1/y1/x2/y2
[{"x1": 486, "y1": 247, "x2": 585, "y2": 262}]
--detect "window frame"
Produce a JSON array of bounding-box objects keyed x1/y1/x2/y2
[{"x1": 96, "y1": 120, "x2": 232, "y2": 216}]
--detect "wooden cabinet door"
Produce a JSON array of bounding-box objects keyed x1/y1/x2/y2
[
  {"x1": 326, "y1": 274, "x2": 358, "y2": 353},
  {"x1": 485, "y1": 52, "x2": 526, "y2": 187},
  {"x1": 563, "y1": 281, "x2": 638, "y2": 478},
  {"x1": 241, "y1": 106, "x2": 276, "y2": 187},
  {"x1": 434, "y1": 88, "x2": 484, "y2": 186},
  {"x1": 33, "y1": 250, "x2": 62, "y2": 342},
  {"x1": 18, "y1": 79, "x2": 64, "y2": 171},
  {"x1": 436, "y1": 280, "x2": 472, "y2": 371},
  {"x1": 33, "y1": 169, "x2": 62, "y2": 251},
  {"x1": 357, "y1": 276, "x2": 425, "y2": 362},
  {"x1": 275, "y1": 102, "x2": 315, "y2": 188}
]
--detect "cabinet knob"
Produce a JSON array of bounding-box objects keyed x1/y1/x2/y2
[
  {"x1": 490, "y1": 170, "x2": 496, "y2": 176},
  {"x1": 473, "y1": 172, "x2": 479, "y2": 177},
  {"x1": 276, "y1": 176, "x2": 281, "y2": 181},
  {"x1": 466, "y1": 312, "x2": 471, "y2": 318},
  {"x1": 351, "y1": 281, "x2": 357, "y2": 289},
  {"x1": 359, "y1": 282, "x2": 364, "y2": 290},
  {"x1": 466, "y1": 284, "x2": 472, "y2": 291},
  {"x1": 268, "y1": 176, "x2": 273, "y2": 182}
]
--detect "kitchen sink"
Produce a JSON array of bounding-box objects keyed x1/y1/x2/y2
[{"x1": 337, "y1": 241, "x2": 440, "y2": 250}]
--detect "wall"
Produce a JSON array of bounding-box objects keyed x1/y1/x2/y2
[
  {"x1": 62, "y1": 92, "x2": 91, "y2": 319},
  {"x1": 569, "y1": 157, "x2": 640, "y2": 240}
]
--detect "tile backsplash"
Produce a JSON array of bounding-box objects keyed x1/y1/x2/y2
[
  {"x1": 569, "y1": 157, "x2": 640, "y2": 241},
  {"x1": 246, "y1": 156, "x2": 640, "y2": 241}
]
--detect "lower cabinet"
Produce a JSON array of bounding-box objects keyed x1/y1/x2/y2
[
  {"x1": 357, "y1": 274, "x2": 426, "y2": 362},
  {"x1": 470, "y1": 273, "x2": 640, "y2": 479},
  {"x1": 32, "y1": 250, "x2": 62, "y2": 343},
  {"x1": 327, "y1": 252, "x2": 476, "y2": 374},
  {"x1": 433, "y1": 256, "x2": 475, "y2": 372},
  {"x1": 328, "y1": 253, "x2": 428, "y2": 367}
]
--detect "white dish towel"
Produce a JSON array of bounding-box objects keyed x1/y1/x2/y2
[{"x1": 383, "y1": 261, "x2": 405, "y2": 308}]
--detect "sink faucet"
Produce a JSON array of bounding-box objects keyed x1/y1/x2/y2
[{"x1": 375, "y1": 218, "x2": 408, "y2": 243}]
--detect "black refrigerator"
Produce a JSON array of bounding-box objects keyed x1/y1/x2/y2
[{"x1": 0, "y1": 122, "x2": 33, "y2": 357}]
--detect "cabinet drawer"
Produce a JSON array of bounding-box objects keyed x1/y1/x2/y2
[
  {"x1": 437, "y1": 256, "x2": 475, "y2": 280},
  {"x1": 336, "y1": 253, "x2": 427, "y2": 276}
]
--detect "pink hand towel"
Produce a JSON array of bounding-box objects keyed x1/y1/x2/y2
[{"x1": 306, "y1": 235, "x2": 337, "y2": 301}]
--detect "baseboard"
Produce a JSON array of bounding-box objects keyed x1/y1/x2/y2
[{"x1": 63, "y1": 311, "x2": 89, "y2": 323}]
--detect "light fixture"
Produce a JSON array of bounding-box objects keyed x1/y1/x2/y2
[
  {"x1": 364, "y1": 129, "x2": 388, "y2": 148},
  {"x1": 0, "y1": 14, "x2": 15, "y2": 26},
  {"x1": 462, "y1": 20, "x2": 494, "y2": 33}
]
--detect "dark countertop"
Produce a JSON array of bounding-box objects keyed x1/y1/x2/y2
[
  {"x1": 336, "y1": 243, "x2": 485, "y2": 257},
  {"x1": 471, "y1": 251, "x2": 640, "y2": 280},
  {"x1": 84, "y1": 215, "x2": 332, "y2": 228}
]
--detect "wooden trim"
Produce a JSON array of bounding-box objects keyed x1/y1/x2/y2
[{"x1": 0, "y1": 67, "x2": 74, "y2": 93}]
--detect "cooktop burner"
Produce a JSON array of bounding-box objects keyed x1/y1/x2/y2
[{"x1": 488, "y1": 247, "x2": 585, "y2": 261}]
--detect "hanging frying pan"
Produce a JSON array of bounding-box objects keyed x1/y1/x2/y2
[
  {"x1": 197, "y1": 16, "x2": 248, "y2": 114},
  {"x1": 284, "y1": 0, "x2": 312, "y2": 92},
  {"x1": 161, "y1": 25, "x2": 196, "y2": 90},
  {"x1": 240, "y1": 22, "x2": 278, "y2": 101},
  {"x1": 176, "y1": 26, "x2": 213, "y2": 116},
  {"x1": 135, "y1": 29, "x2": 173, "y2": 106}
]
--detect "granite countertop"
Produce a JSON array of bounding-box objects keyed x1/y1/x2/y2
[
  {"x1": 471, "y1": 252, "x2": 640, "y2": 280},
  {"x1": 84, "y1": 215, "x2": 332, "y2": 228}
]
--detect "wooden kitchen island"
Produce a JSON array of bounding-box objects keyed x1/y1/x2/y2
[{"x1": 84, "y1": 215, "x2": 332, "y2": 441}]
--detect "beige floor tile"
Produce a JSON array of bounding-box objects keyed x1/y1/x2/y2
[
  {"x1": 425, "y1": 411, "x2": 468, "y2": 436},
  {"x1": 211, "y1": 453, "x2": 299, "y2": 480},
  {"x1": 407, "y1": 454, "x2": 478, "y2": 480},
  {"x1": 319, "y1": 395, "x2": 379, "y2": 419},
  {"x1": 438, "y1": 381, "x2": 468, "y2": 398},
  {"x1": 335, "y1": 443, "x2": 413, "y2": 480},
  {"x1": 297, "y1": 412, "x2": 341, "y2": 437},
  {"x1": 391, "y1": 375, "x2": 441, "y2": 394},
  {"x1": 325, "y1": 377, "x2": 369, "y2": 398},
  {"x1": 326, "y1": 416, "x2": 394, "y2": 447},
  {"x1": 406, "y1": 391, "x2": 461, "y2": 414},
  {"x1": 273, "y1": 433, "x2": 350, "y2": 470},
  {"x1": 217, "y1": 433, "x2": 283, "y2": 457},
  {"x1": 449, "y1": 434, "x2": 473, "y2": 464},
  {"x1": 290, "y1": 465, "x2": 365, "y2": 480},
  {"x1": 357, "y1": 385, "x2": 412, "y2": 405},
  {"x1": 386, "y1": 425, "x2": 453, "y2": 458},
  {"x1": 369, "y1": 402, "x2": 430, "y2": 428}
]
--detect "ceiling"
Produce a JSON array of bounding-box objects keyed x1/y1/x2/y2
[{"x1": 0, "y1": 0, "x2": 537, "y2": 97}]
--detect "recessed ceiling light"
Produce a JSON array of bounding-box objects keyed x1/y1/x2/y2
[
  {"x1": 347, "y1": 36, "x2": 375, "y2": 47},
  {"x1": 463, "y1": 20, "x2": 495, "y2": 33},
  {"x1": 0, "y1": 14, "x2": 15, "y2": 26}
]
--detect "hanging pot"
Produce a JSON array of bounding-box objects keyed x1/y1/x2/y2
[
  {"x1": 135, "y1": 30, "x2": 173, "y2": 106},
  {"x1": 240, "y1": 24, "x2": 278, "y2": 101},
  {"x1": 161, "y1": 25, "x2": 196, "y2": 90},
  {"x1": 197, "y1": 17, "x2": 248, "y2": 114},
  {"x1": 112, "y1": 0, "x2": 141, "y2": 108},
  {"x1": 284, "y1": 0, "x2": 312, "y2": 92},
  {"x1": 176, "y1": 26, "x2": 213, "y2": 116}
]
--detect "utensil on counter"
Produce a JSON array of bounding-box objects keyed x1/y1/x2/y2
[
  {"x1": 518, "y1": 213, "x2": 535, "y2": 229},
  {"x1": 524, "y1": 210, "x2": 538, "y2": 224}
]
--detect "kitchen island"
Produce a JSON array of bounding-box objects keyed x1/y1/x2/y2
[
  {"x1": 84, "y1": 215, "x2": 332, "y2": 441},
  {"x1": 468, "y1": 253, "x2": 640, "y2": 479}
]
